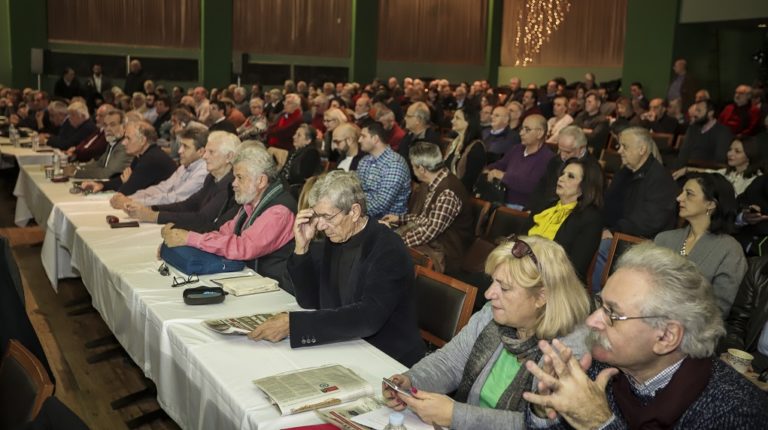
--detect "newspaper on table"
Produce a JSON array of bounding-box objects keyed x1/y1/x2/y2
[
  {"x1": 210, "y1": 273, "x2": 280, "y2": 296},
  {"x1": 316, "y1": 397, "x2": 381, "y2": 430},
  {"x1": 351, "y1": 405, "x2": 434, "y2": 430},
  {"x1": 253, "y1": 364, "x2": 375, "y2": 416},
  {"x1": 202, "y1": 313, "x2": 279, "y2": 335}
]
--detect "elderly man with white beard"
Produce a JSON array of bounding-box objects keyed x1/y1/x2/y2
[{"x1": 161, "y1": 143, "x2": 297, "y2": 290}]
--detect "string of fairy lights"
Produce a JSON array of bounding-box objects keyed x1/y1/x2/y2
[{"x1": 512, "y1": 0, "x2": 571, "y2": 66}]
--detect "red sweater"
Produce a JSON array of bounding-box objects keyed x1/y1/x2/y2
[
  {"x1": 266, "y1": 109, "x2": 302, "y2": 151},
  {"x1": 718, "y1": 103, "x2": 761, "y2": 137}
]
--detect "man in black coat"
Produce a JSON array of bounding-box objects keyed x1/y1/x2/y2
[{"x1": 248, "y1": 170, "x2": 425, "y2": 366}]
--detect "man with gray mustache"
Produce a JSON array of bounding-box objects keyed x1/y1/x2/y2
[{"x1": 522, "y1": 243, "x2": 768, "y2": 429}]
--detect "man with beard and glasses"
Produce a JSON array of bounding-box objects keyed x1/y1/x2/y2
[
  {"x1": 71, "y1": 109, "x2": 132, "y2": 179},
  {"x1": 160, "y1": 143, "x2": 296, "y2": 291},
  {"x1": 672, "y1": 99, "x2": 733, "y2": 171},
  {"x1": 523, "y1": 243, "x2": 768, "y2": 429},
  {"x1": 332, "y1": 123, "x2": 364, "y2": 172}
]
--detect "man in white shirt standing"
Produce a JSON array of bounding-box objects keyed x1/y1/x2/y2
[{"x1": 109, "y1": 127, "x2": 209, "y2": 209}]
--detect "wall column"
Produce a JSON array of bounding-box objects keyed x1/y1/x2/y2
[
  {"x1": 200, "y1": 0, "x2": 233, "y2": 88},
  {"x1": 350, "y1": 0, "x2": 379, "y2": 83},
  {"x1": 0, "y1": 0, "x2": 47, "y2": 88},
  {"x1": 622, "y1": 0, "x2": 680, "y2": 98},
  {"x1": 485, "y1": 0, "x2": 503, "y2": 85}
]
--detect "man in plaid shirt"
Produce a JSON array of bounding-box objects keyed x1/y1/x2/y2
[
  {"x1": 357, "y1": 122, "x2": 411, "y2": 219},
  {"x1": 381, "y1": 142, "x2": 473, "y2": 272}
]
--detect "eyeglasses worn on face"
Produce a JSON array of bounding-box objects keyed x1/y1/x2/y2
[
  {"x1": 311, "y1": 208, "x2": 344, "y2": 224},
  {"x1": 506, "y1": 234, "x2": 540, "y2": 271},
  {"x1": 594, "y1": 295, "x2": 667, "y2": 327}
]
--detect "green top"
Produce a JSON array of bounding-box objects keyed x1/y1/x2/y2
[{"x1": 479, "y1": 349, "x2": 522, "y2": 408}]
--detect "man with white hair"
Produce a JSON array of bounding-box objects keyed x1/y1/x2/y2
[
  {"x1": 398, "y1": 101, "x2": 441, "y2": 167},
  {"x1": 71, "y1": 109, "x2": 132, "y2": 179},
  {"x1": 46, "y1": 101, "x2": 98, "y2": 150},
  {"x1": 193, "y1": 86, "x2": 212, "y2": 126},
  {"x1": 65, "y1": 103, "x2": 111, "y2": 162},
  {"x1": 161, "y1": 144, "x2": 296, "y2": 289},
  {"x1": 125, "y1": 131, "x2": 240, "y2": 233},
  {"x1": 524, "y1": 243, "x2": 768, "y2": 429},
  {"x1": 719, "y1": 84, "x2": 762, "y2": 137}
]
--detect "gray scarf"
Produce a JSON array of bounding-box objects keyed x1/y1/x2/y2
[{"x1": 454, "y1": 320, "x2": 541, "y2": 412}]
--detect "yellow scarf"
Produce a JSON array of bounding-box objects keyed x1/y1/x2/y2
[{"x1": 528, "y1": 201, "x2": 577, "y2": 240}]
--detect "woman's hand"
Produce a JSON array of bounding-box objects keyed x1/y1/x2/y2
[
  {"x1": 671, "y1": 167, "x2": 687, "y2": 180},
  {"x1": 486, "y1": 169, "x2": 504, "y2": 181},
  {"x1": 399, "y1": 389, "x2": 454, "y2": 428},
  {"x1": 293, "y1": 208, "x2": 318, "y2": 255},
  {"x1": 382, "y1": 374, "x2": 412, "y2": 411}
]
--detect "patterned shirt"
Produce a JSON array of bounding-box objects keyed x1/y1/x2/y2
[
  {"x1": 398, "y1": 168, "x2": 462, "y2": 247},
  {"x1": 357, "y1": 146, "x2": 411, "y2": 218}
]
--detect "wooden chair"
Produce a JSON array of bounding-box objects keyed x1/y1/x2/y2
[
  {"x1": 599, "y1": 232, "x2": 647, "y2": 288},
  {"x1": 674, "y1": 134, "x2": 686, "y2": 151},
  {"x1": 484, "y1": 206, "x2": 530, "y2": 241},
  {"x1": 686, "y1": 159, "x2": 728, "y2": 170},
  {"x1": 468, "y1": 198, "x2": 491, "y2": 237},
  {"x1": 0, "y1": 339, "x2": 55, "y2": 429},
  {"x1": 651, "y1": 132, "x2": 675, "y2": 153},
  {"x1": 413, "y1": 266, "x2": 477, "y2": 348},
  {"x1": 599, "y1": 134, "x2": 622, "y2": 182},
  {"x1": 408, "y1": 247, "x2": 434, "y2": 271}
]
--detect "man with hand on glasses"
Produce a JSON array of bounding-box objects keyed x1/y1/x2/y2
[
  {"x1": 522, "y1": 243, "x2": 768, "y2": 429},
  {"x1": 248, "y1": 170, "x2": 425, "y2": 367}
]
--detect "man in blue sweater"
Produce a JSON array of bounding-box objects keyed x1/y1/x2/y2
[{"x1": 523, "y1": 243, "x2": 768, "y2": 429}]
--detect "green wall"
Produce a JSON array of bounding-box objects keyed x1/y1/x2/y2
[
  {"x1": 622, "y1": 0, "x2": 680, "y2": 99},
  {"x1": 0, "y1": 0, "x2": 47, "y2": 89},
  {"x1": 376, "y1": 61, "x2": 486, "y2": 83}
]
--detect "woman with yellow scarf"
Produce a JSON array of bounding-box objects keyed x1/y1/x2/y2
[{"x1": 524, "y1": 157, "x2": 604, "y2": 280}]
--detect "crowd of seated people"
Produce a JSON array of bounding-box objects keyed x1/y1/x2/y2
[{"x1": 4, "y1": 57, "x2": 768, "y2": 425}]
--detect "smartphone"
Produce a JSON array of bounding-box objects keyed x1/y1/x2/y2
[
  {"x1": 110, "y1": 221, "x2": 140, "y2": 228},
  {"x1": 382, "y1": 377, "x2": 413, "y2": 398}
]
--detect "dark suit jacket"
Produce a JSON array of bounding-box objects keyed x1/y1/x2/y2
[
  {"x1": 208, "y1": 118, "x2": 237, "y2": 135},
  {"x1": 721, "y1": 256, "x2": 768, "y2": 372},
  {"x1": 155, "y1": 171, "x2": 238, "y2": 233},
  {"x1": 525, "y1": 204, "x2": 602, "y2": 280},
  {"x1": 287, "y1": 221, "x2": 425, "y2": 366},
  {"x1": 103, "y1": 144, "x2": 177, "y2": 195}
]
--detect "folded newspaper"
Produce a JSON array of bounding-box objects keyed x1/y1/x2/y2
[
  {"x1": 316, "y1": 397, "x2": 381, "y2": 430},
  {"x1": 253, "y1": 364, "x2": 374, "y2": 416},
  {"x1": 210, "y1": 273, "x2": 280, "y2": 296},
  {"x1": 203, "y1": 313, "x2": 279, "y2": 335}
]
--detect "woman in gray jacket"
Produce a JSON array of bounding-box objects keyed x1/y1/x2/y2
[{"x1": 383, "y1": 236, "x2": 591, "y2": 429}]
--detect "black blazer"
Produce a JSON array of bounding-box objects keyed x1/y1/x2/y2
[
  {"x1": 287, "y1": 221, "x2": 425, "y2": 366},
  {"x1": 525, "y1": 204, "x2": 603, "y2": 281}
]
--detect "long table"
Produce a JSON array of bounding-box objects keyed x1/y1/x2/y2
[{"x1": 20, "y1": 164, "x2": 407, "y2": 429}]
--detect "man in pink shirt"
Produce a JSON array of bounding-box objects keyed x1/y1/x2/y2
[{"x1": 161, "y1": 143, "x2": 297, "y2": 290}]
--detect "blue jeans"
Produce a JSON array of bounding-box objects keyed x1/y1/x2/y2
[{"x1": 591, "y1": 238, "x2": 612, "y2": 293}]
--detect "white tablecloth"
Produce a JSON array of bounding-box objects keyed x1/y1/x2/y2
[
  {"x1": 66, "y1": 212, "x2": 406, "y2": 430},
  {"x1": 1, "y1": 143, "x2": 52, "y2": 166},
  {"x1": 15, "y1": 162, "x2": 409, "y2": 429}
]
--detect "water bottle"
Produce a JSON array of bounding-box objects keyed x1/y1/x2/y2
[
  {"x1": 52, "y1": 150, "x2": 62, "y2": 176},
  {"x1": 31, "y1": 132, "x2": 40, "y2": 151},
  {"x1": 9, "y1": 124, "x2": 19, "y2": 147},
  {"x1": 383, "y1": 412, "x2": 408, "y2": 430}
]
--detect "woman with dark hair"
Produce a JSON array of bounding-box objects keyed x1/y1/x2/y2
[
  {"x1": 675, "y1": 138, "x2": 763, "y2": 196},
  {"x1": 523, "y1": 157, "x2": 604, "y2": 280},
  {"x1": 444, "y1": 107, "x2": 487, "y2": 192},
  {"x1": 655, "y1": 172, "x2": 747, "y2": 317},
  {"x1": 280, "y1": 124, "x2": 321, "y2": 188}
]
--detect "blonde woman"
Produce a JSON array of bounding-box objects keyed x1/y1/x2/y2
[{"x1": 383, "y1": 236, "x2": 590, "y2": 429}]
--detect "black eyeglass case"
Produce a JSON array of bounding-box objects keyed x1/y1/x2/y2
[{"x1": 183, "y1": 286, "x2": 227, "y2": 305}]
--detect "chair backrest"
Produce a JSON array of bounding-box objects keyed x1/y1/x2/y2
[
  {"x1": 599, "y1": 232, "x2": 647, "y2": 288},
  {"x1": 651, "y1": 132, "x2": 675, "y2": 153},
  {"x1": 687, "y1": 159, "x2": 727, "y2": 170},
  {"x1": 408, "y1": 247, "x2": 434, "y2": 271},
  {"x1": 674, "y1": 134, "x2": 686, "y2": 151},
  {"x1": 0, "y1": 339, "x2": 54, "y2": 429},
  {"x1": 468, "y1": 198, "x2": 491, "y2": 237},
  {"x1": 484, "y1": 206, "x2": 530, "y2": 241},
  {"x1": 599, "y1": 134, "x2": 622, "y2": 179},
  {"x1": 413, "y1": 266, "x2": 477, "y2": 347}
]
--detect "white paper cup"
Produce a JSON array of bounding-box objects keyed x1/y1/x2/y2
[{"x1": 726, "y1": 348, "x2": 754, "y2": 374}]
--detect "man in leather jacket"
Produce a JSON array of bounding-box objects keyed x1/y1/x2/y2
[{"x1": 720, "y1": 256, "x2": 768, "y2": 373}]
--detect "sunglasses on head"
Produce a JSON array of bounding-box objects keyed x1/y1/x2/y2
[{"x1": 506, "y1": 234, "x2": 540, "y2": 271}]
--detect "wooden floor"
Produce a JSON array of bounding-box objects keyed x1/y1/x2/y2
[{"x1": 1, "y1": 170, "x2": 180, "y2": 430}]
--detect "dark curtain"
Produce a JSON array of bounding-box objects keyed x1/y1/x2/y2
[
  {"x1": 377, "y1": 0, "x2": 488, "y2": 64},
  {"x1": 47, "y1": 0, "x2": 200, "y2": 48},
  {"x1": 501, "y1": 0, "x2": 627, "y2": 67},
  {"x1": 233, "y1": 0, "x2": 351, "y2": 57}
]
